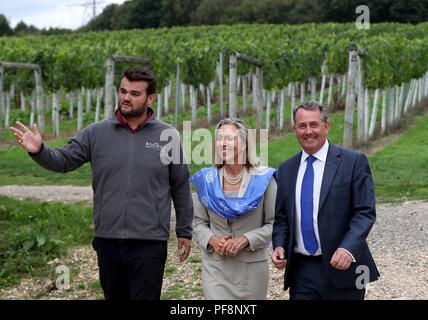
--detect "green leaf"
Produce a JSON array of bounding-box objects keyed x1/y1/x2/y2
[
  {"x1": 50, "y1": 239, "x2": 65, "y2": 245},
  {"x1": 22, "y1": 239, "x2": 35, "y2": 251},
  {"x1": 37, "y1": 235, "x2": 46, "y2": 247}
]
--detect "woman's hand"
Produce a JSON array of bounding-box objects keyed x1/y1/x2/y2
[
  {"x1": 208, "y1": 234, "x2": 232, "y2": 256},
  {"x1": 224, "y1": 235, "x2": 249, "y2": 256}
]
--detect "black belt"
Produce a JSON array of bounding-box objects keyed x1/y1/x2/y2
[{"x1": 294, "y1": 252, "x2": 323, "y2": 260}]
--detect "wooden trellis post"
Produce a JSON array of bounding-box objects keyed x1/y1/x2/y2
[
  {"x1": 229, "y1": 53, "x2": 238, "y2": 118},
  {"x1": 175, "y1": 62, "x2": 181, "y2": 128},
  {"x1": 229, "y1": 52, "x2": 264, "y2": 129},
  {"x1": 219, "y1": 53, "x2": 224, "y2": 118},
  {"x1": 356, "y1": 46, "x2": 366, "y2": 144},
  {"x1": 343, "y1": 45, "x2": 362, "y2": 149},
  {"x1": 0, "y1": 65, "x2": 3, "y2": 139},
  {"x1": 104, "y1": 54, "x2": 150, "y2": 120},
  {"x1": 0, "y1": 61, "x2": 44, "y2": 140}
]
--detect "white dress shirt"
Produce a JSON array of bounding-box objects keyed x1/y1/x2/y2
[
  {"x1": 294, "y1": 140, "x2": 355, "y2": 261},
  {"x1": 294, "y1": 140, "x2": 329, "y2": 256}
]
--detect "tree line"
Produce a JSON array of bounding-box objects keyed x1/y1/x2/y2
[
  {"x1": 0, "y1": 14, "x2": 72, "y2": 37},
  {"x1": 1, "y1": 0, "x2": 428, "y2": 37},
  {"x1": 80, "y1": 0, "x2": 428, "y2": 31}
]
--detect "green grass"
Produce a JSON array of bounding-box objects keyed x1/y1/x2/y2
[
  {"x1": 266, "y1": 106, "x2": 428, "y2": 203},
  {"x1": 0, "y1": 89, "x2": 312, "y2": 186},
  {"x1": 2, "y1": 106, "x2": 100, "y2": 142},
  {"x1": 2, "y1": 101, "x2": 428, "y2": 203},
  {"x1": 187, "y1": 257, "x2": 202, "y2": 263},
  {"x1": 2, "y1": 87, "x2": 427, "y2": 201},
  {"x1": 0, "y1": 139, "x2": 92, "y2": 186},
  {"x1": 0, "y1": 98, "x2": 427, "y2": 296},
  {"x1": 88, "y1": 279, "x2": 102, "y2": 290},
  {"x1": 161, "y1": 283, "x2": 189, "y2": 300},
  {"x1": 0, "y1": 104, "x2": 95, "y2": 186},
  {"x1": 368, "y1": 113, "x2": 428, "y2": 203},
  {"x1": 165, "y1": 266, "x2": 177, "y2": 275},
  {"x1": 0, "y1": 196, "x2": 94, "y2": 288}
]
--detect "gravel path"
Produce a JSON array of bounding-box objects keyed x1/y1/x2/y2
[
  {"x1": 0, "y1": 185, "x2": 427, "y2": 300},
  {"x1": 0, "y1": 185, "x2": 93, "y2": 204}
]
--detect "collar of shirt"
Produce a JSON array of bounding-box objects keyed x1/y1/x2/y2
[
  {"x1": 116, "y1": 109, "x2": 152, "y2": 133},
  {"x1": 294, "y1": 139, "x2": 329, "y2": 256},
  {"x1": 296, "y1": 139, "x2": 356, "y2": 261},
  {"x1": 300, "y1": 139, "x2": 329, "y2": 165}
]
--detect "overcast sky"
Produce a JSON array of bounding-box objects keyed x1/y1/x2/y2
[{"x1": 0, "y1": 0, "x2": 127, "y2": 30}]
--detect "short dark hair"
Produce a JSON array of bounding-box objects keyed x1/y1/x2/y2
[
  {"x1": 121, "y1": 67, "x2": 157, "y2": 95},
  {"x1": 293, "y1": 100, "x2": 328, "y2": 124}
]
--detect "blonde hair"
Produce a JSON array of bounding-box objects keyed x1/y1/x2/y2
[{"x1": 214, "y1": 118, "x2": 259, "y2": 168}]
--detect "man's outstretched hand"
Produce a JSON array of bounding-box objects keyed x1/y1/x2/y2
[{"x1": 9, "y1": 121, "x2": 43, "y2": 154}]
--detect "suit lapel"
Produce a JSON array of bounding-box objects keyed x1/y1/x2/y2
[
  {"x1": 319, "y1": 143, "x2": 341, "y2": 212},
  {"x1": 288, "y1": 152, "x2": 302, "y2": 227}
]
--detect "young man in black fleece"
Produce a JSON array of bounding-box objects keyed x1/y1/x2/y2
[{"x1": 10, "y1": 67, "x2": 194, "y2": 300}]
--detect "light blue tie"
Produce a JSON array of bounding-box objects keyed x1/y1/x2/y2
[{"x1": 301, "y1": 155, "x2": 318, "y2": 255}]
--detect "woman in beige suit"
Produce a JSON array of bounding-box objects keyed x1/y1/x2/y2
[{"x1": 190, "y1": 118, "x2": 277, "y2": 300}]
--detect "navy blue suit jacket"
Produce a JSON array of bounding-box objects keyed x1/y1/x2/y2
[{"x1": 272, "y1": 142, "x2": 379, "y2": 289}]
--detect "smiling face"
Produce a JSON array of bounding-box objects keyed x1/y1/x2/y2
[
  {"x1": 216, "y1": 124, "x2": 247, "y2": 165},
  {"x1": 293, "y1": 107, "x2": 330, "y2": 155}
]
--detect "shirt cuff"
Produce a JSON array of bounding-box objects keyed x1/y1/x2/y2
[{"x1": 339, "y1": 247, "x2": 356, "y2": 262}]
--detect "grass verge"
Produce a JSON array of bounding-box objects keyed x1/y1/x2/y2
[
  {"x1": 0, "y1": 196, "x2": 93, "y2": 288},
  {"x1": 368, "y1": 112, "x2": 428, "y2": 203},
  {"x1": 0, "y1": 139, "x2": 92, "y2": 186}
]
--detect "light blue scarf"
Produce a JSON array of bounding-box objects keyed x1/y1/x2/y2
[{"x1": 189, "y1": 166, "x2": 278, "y2": 220}]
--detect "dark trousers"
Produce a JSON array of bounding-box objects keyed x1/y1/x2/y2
[
  {"x1": 289, "y1": 253, "x2": 365, "y2": 300},
  {"x1": 92, "y1": 237, "x2": 168, "y2": 300}
]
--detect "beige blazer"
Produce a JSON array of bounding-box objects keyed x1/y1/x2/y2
[{"x1": 193, "y1": 166, "x2": 277, "y2": 263}]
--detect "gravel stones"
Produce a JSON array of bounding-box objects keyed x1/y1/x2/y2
[{"x1": 0, "y1": 186, "x2": 426, "y2": 300}]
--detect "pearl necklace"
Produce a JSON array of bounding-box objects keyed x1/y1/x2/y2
[{"x1": 224, "y1": 167, "x2": 245, "y2": 185}]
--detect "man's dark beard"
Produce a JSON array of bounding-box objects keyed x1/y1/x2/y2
[{"x1": 118, "y1": 98, "x2": 148, "y2": 119}]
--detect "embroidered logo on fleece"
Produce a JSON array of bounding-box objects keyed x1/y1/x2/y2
[{"x1": 145, "y1": 142, "x2": 164, "y2": 151}]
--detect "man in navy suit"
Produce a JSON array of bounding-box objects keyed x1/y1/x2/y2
[{"x1": 271, "y1": 100, "x2": 379, "y2": 300}]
